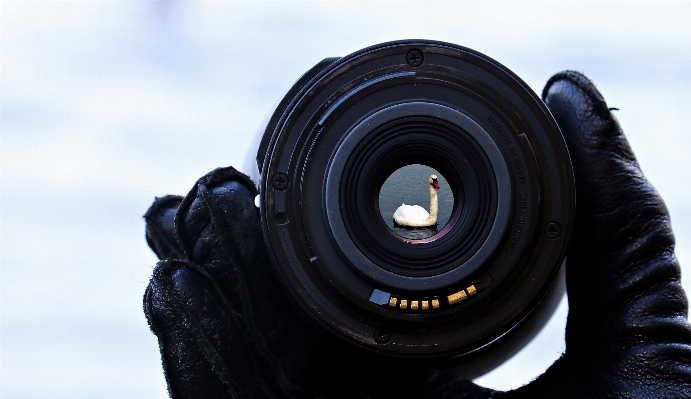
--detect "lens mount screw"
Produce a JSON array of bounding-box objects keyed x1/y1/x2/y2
[
  {"x1": 373, "y1": 327, "x2": 391, "y2": 344},
  {"x1": 544, "y1": 222, "x2": 561, "y2": 239},
  {"x1": 406, "y1": 50, "x2": 423, "y2": 67},
  {"x1": 272, "y1": 173, "x2": 289, "y2": 190}
]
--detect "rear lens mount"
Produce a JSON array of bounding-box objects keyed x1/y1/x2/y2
[{"x1": 257, "y1": 40, "x2": 574, "y2": 365}]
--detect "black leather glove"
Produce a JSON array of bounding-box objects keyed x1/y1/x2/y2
[
  {"x1": 142, "y1": 170, "x2": 427, "y2": 398},
  {"x1": 144, "y1": 71, "x2": 691, "y2": 398}
]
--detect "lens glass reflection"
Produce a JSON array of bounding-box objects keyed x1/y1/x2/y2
[{"x1": 378, "y1": 164, "x2": 454, "y2": 240}]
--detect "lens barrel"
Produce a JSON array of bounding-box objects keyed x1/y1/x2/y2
[{"x1": 257, "y1": 40, "x2": 574, "y2": 367}]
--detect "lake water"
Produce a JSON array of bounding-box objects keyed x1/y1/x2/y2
[{"x1": 378, "y1": 164, "x2": 454, "y2": 240}]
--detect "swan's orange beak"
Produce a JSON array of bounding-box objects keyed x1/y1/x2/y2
[{"x1": 433, "y1": 181, "x2": 440, "y2": 189}]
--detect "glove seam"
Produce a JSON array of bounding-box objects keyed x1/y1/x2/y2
[
  {"x1": 152, "y1": 259, "x2": 244, "y2": 399},
  {"x1": 143, "y1": 280, "x2": 178, "y2": 399},
  {"x1": 198, "y1": 178, "x2": 302, "y2": 399},
  {"x1": 184, "y1": 259, "x2": 288, "y2": 399}
]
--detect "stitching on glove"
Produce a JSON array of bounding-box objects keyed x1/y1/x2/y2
[
  {"x1": 197, "y1": 170, "x2": 303, "y2": 399},
  {"x1": 150, "y1": 259, "x2": 242, "y2": 399},
  {"x1": 183, "y1": 259, "x2": 285, "y2": 399}
]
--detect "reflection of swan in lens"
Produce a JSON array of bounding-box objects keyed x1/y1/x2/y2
[{"x1": 393, "y1": 174, "x2": 440, "y2": 227}]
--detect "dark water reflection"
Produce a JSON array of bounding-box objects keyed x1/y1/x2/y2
[
  {"x1": 391, "y1": 225, "x2": 439, "y2": 240},
  {"x1": 378, "y1": 164, "x2": 454, "y2": 240}
]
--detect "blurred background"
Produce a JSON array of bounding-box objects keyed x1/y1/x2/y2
[{"x1": 3, "y1": 1, "x2": 691, "y2": 397}]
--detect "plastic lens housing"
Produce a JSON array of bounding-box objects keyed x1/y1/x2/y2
[{"x1": 257, "y1": 40, "x2": 574, "y2": 375}]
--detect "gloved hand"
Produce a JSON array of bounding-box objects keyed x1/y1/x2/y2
[
  {"x1": 143, "y1": 71, "x2": 691, "y2": 398},
  {"x1": 142, "y1": 169, "x2": 426, "y2": 398}
]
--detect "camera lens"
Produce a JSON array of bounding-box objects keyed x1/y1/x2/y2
[{"x1": 257, "y1": 40, "x2": 574, "y2": 369}]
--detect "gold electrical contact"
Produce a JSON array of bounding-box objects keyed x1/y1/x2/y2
[
  {"x1": 447, "y1": 290, "x2": 468, "y2": 304},
  {"x1": 386, "y1": 293, "x2": 446, "y2": 311},
  {"x1": 388, "y1": 296, "x2": 398, "y2": 308}
]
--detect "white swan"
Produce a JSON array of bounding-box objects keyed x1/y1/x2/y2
[{"x1": 393, "y1": 174, "x2": 440, "y2": 227}]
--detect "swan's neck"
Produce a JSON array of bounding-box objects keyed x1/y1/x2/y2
[{"x1": 426, "y1": 184, "x2": 438, "y2": 225}]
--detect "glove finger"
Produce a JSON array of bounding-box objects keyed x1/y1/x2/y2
[
  {"x1": 144, "y1": 258, "x2": 277, "y2": 399},
  {"x1": 144, "y1": 195, "x2": 185, "y2": 260},
  {"x1": 172, "y1": 166, "x2": 327, "y2": 387},
  {"x1": 543, "y1": 71, "x2": 690, "y2": 342},
  {"x1": 511, "y1": 71, "x2": 691, "y2": 397}
]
